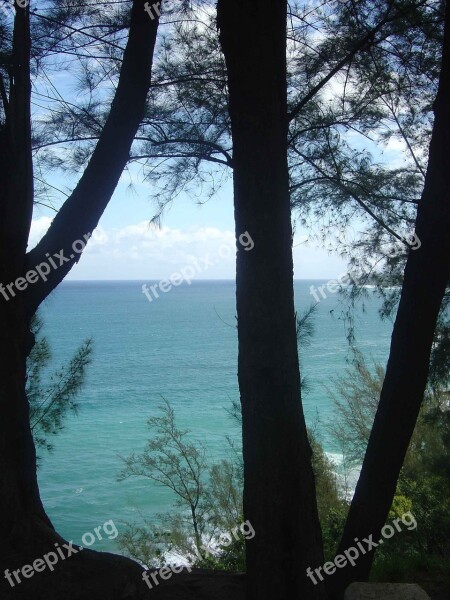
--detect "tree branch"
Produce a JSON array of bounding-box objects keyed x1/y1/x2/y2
[
  {"x1": 291, "y1": 146, "x2": 406, "y2": 242},
  {"x1": 24, "y1": 0, "x2": 159, "y2": 315},
  {"x1": 287, "y1": 0, "x2": 411, "y2": 124}
]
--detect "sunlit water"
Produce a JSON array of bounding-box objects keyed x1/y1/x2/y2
[{"x1": 37, "y1": 280, "x2": 393, "y2": 551}]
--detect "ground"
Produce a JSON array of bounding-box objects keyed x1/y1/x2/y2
[{"x1": 0, "y1": 550, "x2": 447, "y2": 599}]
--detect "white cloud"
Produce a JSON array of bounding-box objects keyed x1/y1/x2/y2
[
  {"x1": 28, "y1": 216, "x2": 53, "y2": 250},
  {"x1": 88, "y1": 226, "x2": 109, "y2": 247},
  {"x1": 71, "y1": 223, "x2": 237, "y2": 279},
  {"x1": 26, "y1": 219, "x2": 347, "y2": 280}
]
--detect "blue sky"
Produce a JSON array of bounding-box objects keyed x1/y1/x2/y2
[
  {"x1": 30, "y1": 165, "x2": 350, "y2": 281},
  {"x1": 27, "y1": 13, "x2": 410, "y2": 283}
]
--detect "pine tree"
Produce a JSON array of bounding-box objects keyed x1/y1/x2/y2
[{"x1": 27, "y1": 315, "x2": 92, "y2": 456}]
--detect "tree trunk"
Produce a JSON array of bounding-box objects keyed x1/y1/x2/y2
[
  {"x1": 0, "y1": 0, "x2": 159, "y2": 556},
  {"x1": 0, "y1": 3, "x2": 50, "y2": 551},
  {"x1": 25, "y1": 0, "x2": 159, "y2": 314},
  {"x1": 330, "y1": 4, "x2": 450, "y2": 597},
  {"x1": 217, "y1": 2, "x2": 326, "y2": 599}
]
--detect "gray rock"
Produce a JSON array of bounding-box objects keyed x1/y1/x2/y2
[{"x1": 345, "y1": 582, "x2": 430, "y2": 600}]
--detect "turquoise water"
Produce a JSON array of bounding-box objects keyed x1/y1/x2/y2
[{"x1": 37, "y1": 280, "x2": 393, "y2": 552}]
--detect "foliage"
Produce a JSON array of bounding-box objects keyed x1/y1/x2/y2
[
  {"x1": 308, "y1": 430, "x2": 342, "y2": 523},
  {"x1": 329, "y1": 351, "x2": 450, "y2": 567},
  {"x1": 27, "y1": 315, "x2": 92, "y2": 456},
  {"x1": 328, "y1": 352, "x2": 384, "y2": 466},
  {"x1": 118, "y1": 399, "x2": 343, "y2": 571},
  {"x1": 297, "y1": 303, "x2": 318, "y2": 393},
  {"x1": 118, "y1": 399, "x2": 244, "y2": 568},
  {"x1": 18, "y1": 0, "x2": 445, "y2": 281},
  {"x1": 370, "y1": 553, "x2": 450, "y2": 594},
  {"x1": 321, "y1": 505, "x2": 350, "y2": 562},
  {"x1": 309, "y1": 430, "x2": 349, "y2": 560}
]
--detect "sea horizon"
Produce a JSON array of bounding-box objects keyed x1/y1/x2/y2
[{"x1": 38, "y1": 280, "x2": 391, "y2": 551}]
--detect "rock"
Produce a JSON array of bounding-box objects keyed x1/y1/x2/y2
[{"x1": 345, "y1": 582, "x2": 431, "y2": 600}]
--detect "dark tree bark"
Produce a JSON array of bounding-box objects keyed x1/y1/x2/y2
[
  {"x1": 0, "y1": 0, "x2": 159, "y2": 554},
  {"x1": 217, "y1": 2, "x2": 326, "y2": 599},
  {"x1": 25, "y1": 0, "x2": 159, "y2": 314},
  {"x1": 0, "y1": 3, "x2": 50, "y2": 552},
  {"x1": 330, "y1": 3, "x2": 450, "y2": 597}
]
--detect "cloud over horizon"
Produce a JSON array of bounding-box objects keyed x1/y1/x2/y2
[{"x1": 28, "y1": 217, "x2": 347, "y2": 280}]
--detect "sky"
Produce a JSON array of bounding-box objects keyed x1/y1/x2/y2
[
  {"x1": 30, "y1": 128, "x2": 407, "y2": 282},
  {"x1": 30, "y1": 167, "x2": 350, "y2": 281},
  {"x1": 26, "y1": 6, "x2": 409, "y2": 283}
]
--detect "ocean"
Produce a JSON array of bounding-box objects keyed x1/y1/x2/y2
[{"x1": 37, "y1": 280, "x2": 393, "y2": 552}]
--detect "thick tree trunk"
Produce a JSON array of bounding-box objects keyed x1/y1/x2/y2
[
  {"x1": 330, "y1": 4, "x2": 450, "y2": 597},
  {"x1": 0, "y1": 3, "x2": 50, "y2": 551},
  {"x1": 0, "y1": 0, "x2": 159, "y2": 557},
  {"x1": 217, "y1": 2, "x2": 326, "y2": 599},
  {"x1": 0, "y1": 301, "x2": 54, "y2": 552},
  {"x1": 25, "y1": 0, "x2": 159, "y2": 314}
]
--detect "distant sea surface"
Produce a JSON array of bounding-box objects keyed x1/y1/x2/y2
[{"x1": 38, "y1": 280, "x2": 393, "y2": 551}]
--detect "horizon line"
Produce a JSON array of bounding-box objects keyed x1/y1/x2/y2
[{"x1": 62, "y1": 278, "x2": 335, "y2": 282}]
